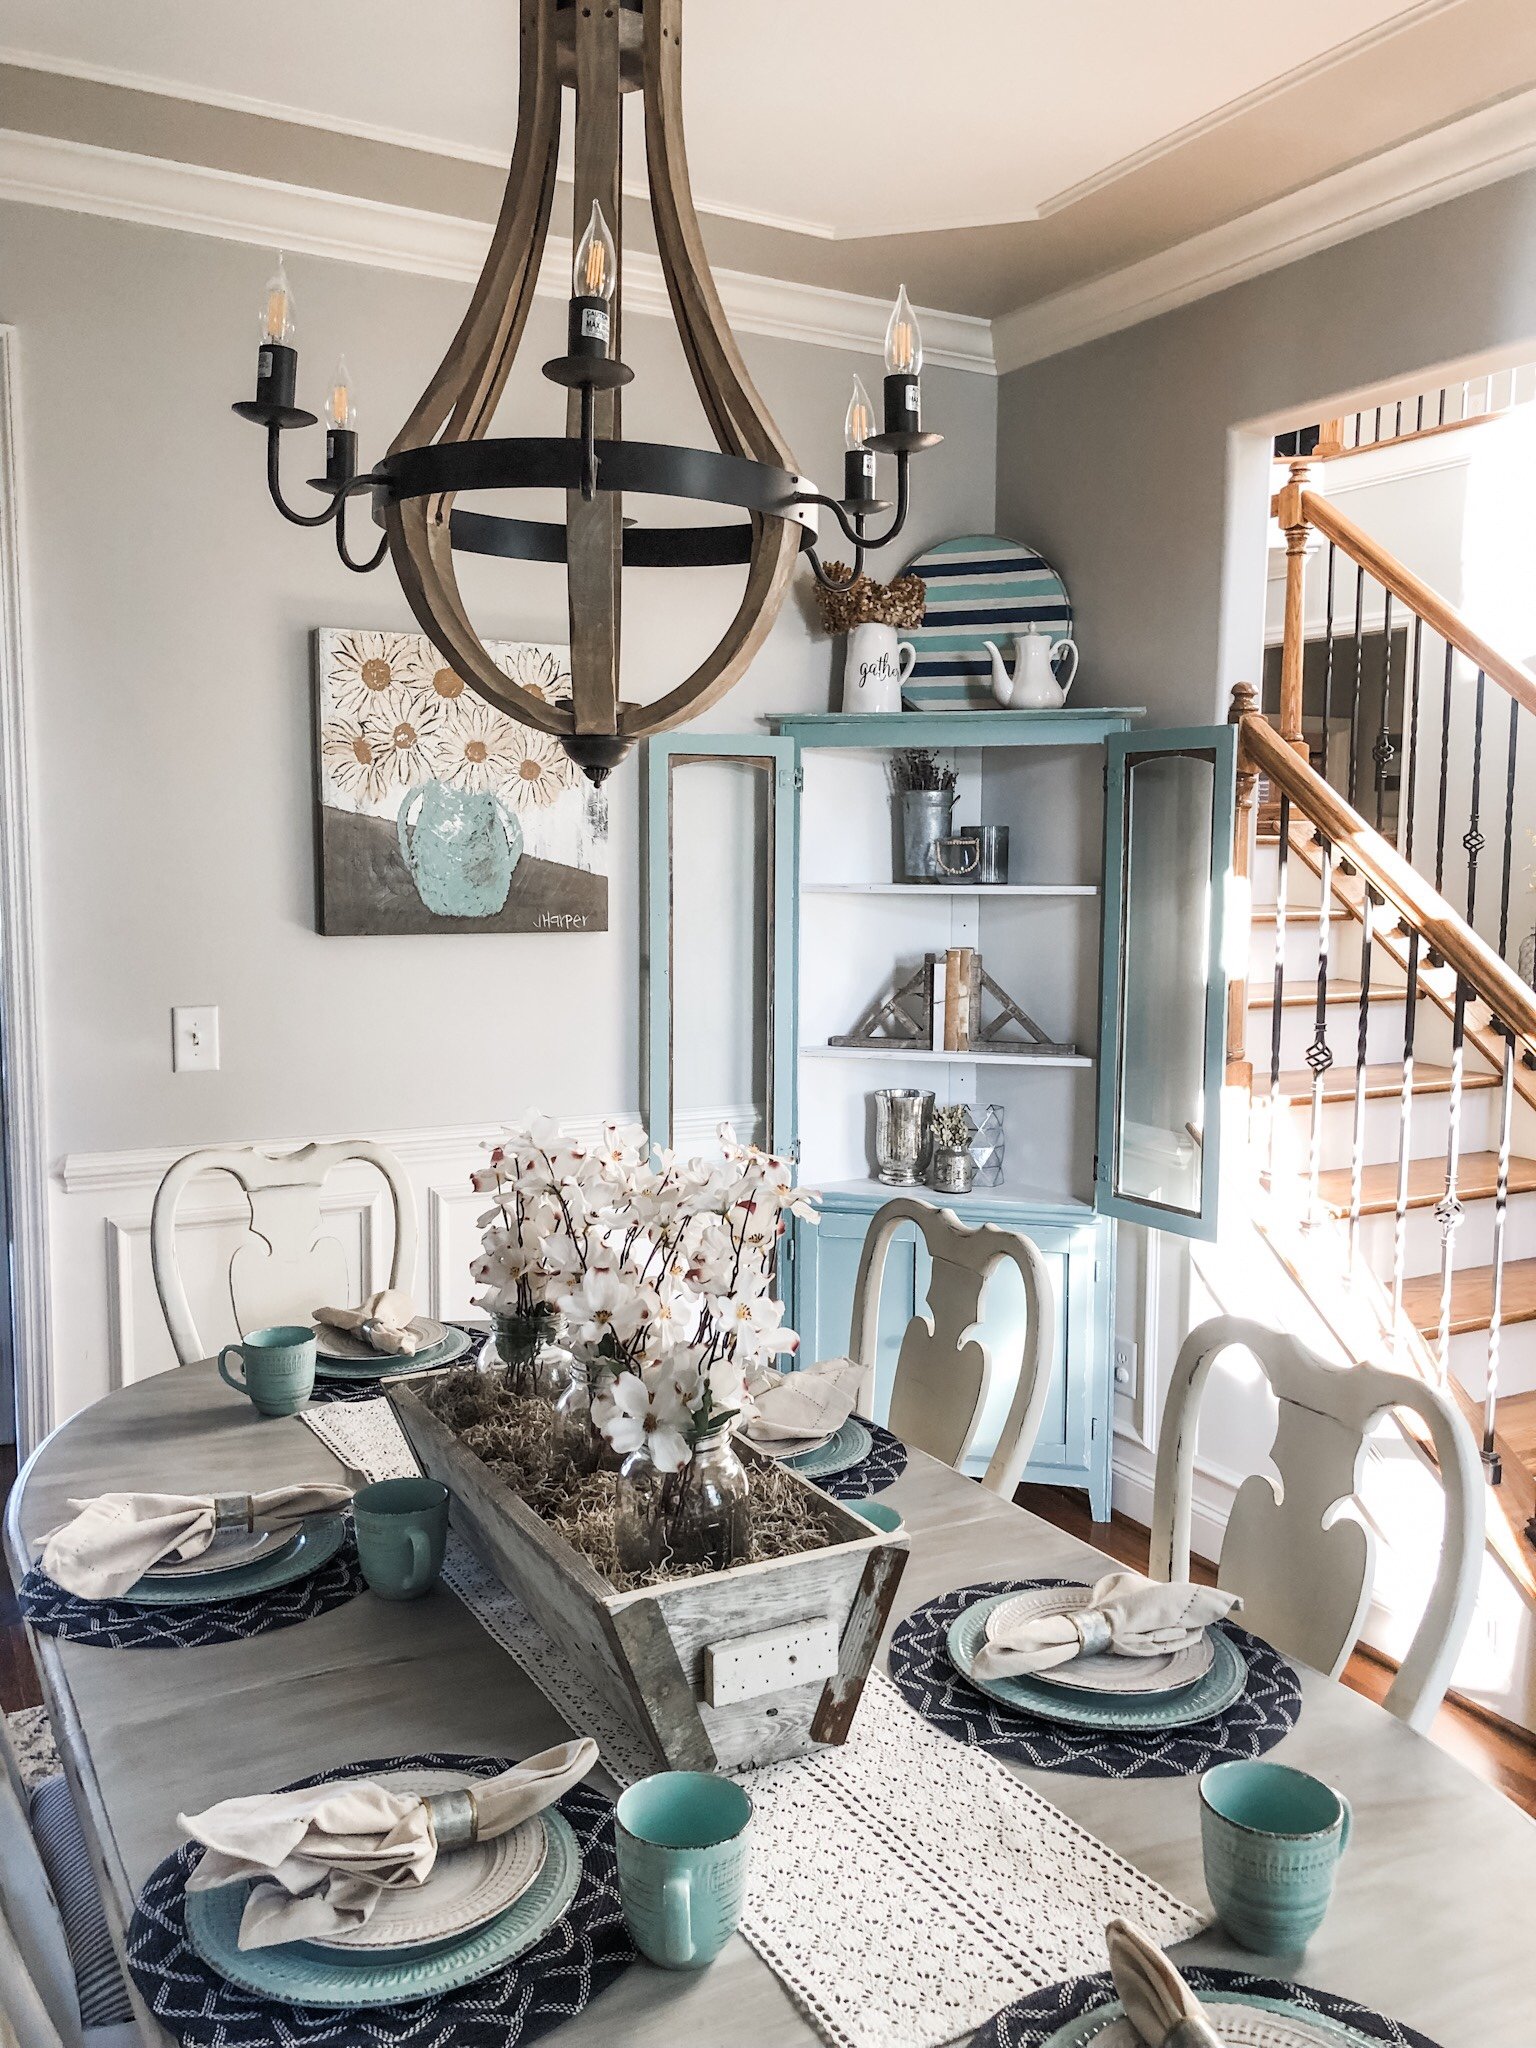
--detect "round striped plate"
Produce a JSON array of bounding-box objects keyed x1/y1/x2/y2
[{"x1": 898, "y1": 533, "x2": 1072, "y2": 711}]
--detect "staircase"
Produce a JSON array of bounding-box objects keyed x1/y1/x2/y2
[{"x1": 1230, "y1": 425, "x2": 1536, "y2": 1597}]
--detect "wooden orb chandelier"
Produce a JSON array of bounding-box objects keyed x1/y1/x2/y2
[{"x1": 234, "y1": 0, "x2": 940, "y2": 781}]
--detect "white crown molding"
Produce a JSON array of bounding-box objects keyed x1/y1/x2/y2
[
  {"x1": 0, "y1": 128, "x2": 994, "y2": 373},
  {"x1": 995, "y1": 86, "x2": 1536, "y2": 375},
  {"x1": 0, "y1": 325, "x2": 52, "y2": 1454},
  {"x1": 0, "y1": 45, "x2": 838, "y2": 241}
]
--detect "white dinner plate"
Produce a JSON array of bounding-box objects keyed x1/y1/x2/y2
[
  {"x1": 142, "y1": 1527, "x2": 302, "y2": 1582},
  {"x1": 308, "y1": 1771, "x2": 549, "y2": 1954},
  {"x1": 1043, "y1": 1998, "x2": 1384, "y2": 2048},
  {"x1": 313, "y1": 1315, "x2": 450, "y2": 1364},
  {"x1": 982, "y1": 1585, "x2": 1215, "y2": 1696}
]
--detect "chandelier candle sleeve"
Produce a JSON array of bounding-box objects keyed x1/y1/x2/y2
[
  {"x1": 251, "y1": 254, "x2": 302, "y2": 419},
  {"x1": 323, "y1": 357, "x2": 357, "y2": 486},
  {"x1": 844, "y1": 377, "x2": 879, "y2": 509}
]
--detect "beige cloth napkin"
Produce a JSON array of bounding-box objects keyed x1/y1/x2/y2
[
  {"x1": 741, "y1": 1356, "x2": 864, "y2": 1444},
  {"x1": 314, "y1": 1287, "x2": 422, "y2": 1357},
  {"x1": 970, "y1": 1571, "x2": 1240, "y2": 1682},
  {"x1": 39, "y1": 1484, "x2": 354, "y2": 1601},
  {"x1": 181, "y1": 1738, "x2": 599, "y2": 1950},
  {"x1": 1106, "y1": 1917, "x2": 1223, "y2": 2048}
]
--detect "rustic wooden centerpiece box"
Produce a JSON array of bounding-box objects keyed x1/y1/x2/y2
[{"x1": 388, "y1": 1371, "x2": 910, "y2": 1773}]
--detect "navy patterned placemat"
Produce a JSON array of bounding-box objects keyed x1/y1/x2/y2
[
  {"x1": 971, "y1": 1964, "x2": 1441, "y2": 2047},
  {"x1": 18, "y1": 1538, "x2": 365, "y2": 1650},
  {"x1": 889, "y1": 1579, "x2": 1301, "y2": 1779},
  {"x1": 811, "y1": 1420, "x2": 908, "y2": 1501},
  {"x1": 311, "y1": 1322, "x2": 490, "y2": 1404},
  {"x1": 126, "y1": 1757, "x2": 635, "y2": 2048}
]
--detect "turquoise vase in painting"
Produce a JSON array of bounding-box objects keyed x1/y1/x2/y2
[{"x1": 397, "y1": 781, "x2": 522, "y2": 917}]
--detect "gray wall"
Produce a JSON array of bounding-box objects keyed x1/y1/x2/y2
[
  {"x1": 0, "y1": 202, "x2": 996, "y2": 1162},
  {"x1": 996, "y1": 167, "x2": 1536, "y2": 729}
]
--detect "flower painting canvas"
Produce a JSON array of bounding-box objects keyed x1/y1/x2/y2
[{"x1": 313, "y1": 629, "x2": 608, "y2": 935}]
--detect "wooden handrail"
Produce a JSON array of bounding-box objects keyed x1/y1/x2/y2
[
  {"x1": 1233, "y1": 688, "x2": 1536, "y2": 1052},
  {"x1": 1299, "y1": 488, "x2": 1536, "y2": 722}
]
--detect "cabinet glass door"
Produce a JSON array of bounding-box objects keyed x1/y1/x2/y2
[
  {"x1": 644, "y1": 735, "x2": 798, "y2": 1155},
  {"x1": 1095, "y1": 724, "x2": 1237, "y2": 1240}
]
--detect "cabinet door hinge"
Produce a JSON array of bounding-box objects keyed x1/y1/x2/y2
[
  {"x1": 793, "y1": 764, "x2": 805, "y2": 793},
  {"x1": 1090, "y1": 1414, "x2": 1100, "y2": 1438}
]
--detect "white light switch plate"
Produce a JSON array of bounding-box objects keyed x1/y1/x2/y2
[
  {"x1": 703, "y1": 1617, "x2": 839, "y2": 1707},
  {"x1": 172, "y1": 1006, "x2": 220, "y2": 1073}
]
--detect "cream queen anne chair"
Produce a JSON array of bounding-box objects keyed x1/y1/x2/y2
[
  {"x1": 150, "y1": 1141, "x2": 418, "y2": 1366},
  {"x1": 1150, "y1": 1314, "x2": 1485, "y2": 1732},
  {"x1": 847, "y1": 1196, "x2": 1056, "y2": 1499}
]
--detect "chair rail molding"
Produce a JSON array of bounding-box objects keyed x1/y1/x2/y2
[
  {"x1": 0, "y1": 128, "x2": 995, "y2": 375},
  {"x1": 0, "y1": 324, "x2": 51, "y2": 1456}
]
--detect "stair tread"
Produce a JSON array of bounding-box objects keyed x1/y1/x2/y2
[
  {"x1": 1250, "y1": 905, "x2": 1350, "y2": 923},
  {"x1": 1401, "y1": 1262, "x2": 1536, "y2": 1337},
  {"x1": 1314, "y1": 1152, "x2": 1536, "y2": 1215},
  {"x1": 1249, "y1": 980, "x2": 1402, "y2": 1008},
  {"x1": 1256, "y1": 1063, "x2": 1498, "y2": 1101}
]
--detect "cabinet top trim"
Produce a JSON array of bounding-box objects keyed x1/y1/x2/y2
[{"x1": 765, "y1": 710, "x2": 1141, "y2": 749}]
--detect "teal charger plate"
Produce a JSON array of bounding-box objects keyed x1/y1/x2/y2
[
  {"x1": 315, "y1": 1326, "x2": 472, "y2": 1382},
  {"x1": 121, "y1": 1515, "x2": 347, "y2": 1607},
  {"x1": 1038, "y1": 1990, "x2": 1388, "y2": 2048},
  {"x1": 946, "y1": 1590, "x2": 1247, "y2": 1731},
  {"x1": 182, "y1": 1806, "x2": 581, "y2": 2007},
  {"x1": 785, "y1": 1417, "x2": 873, "y2": 1480}
]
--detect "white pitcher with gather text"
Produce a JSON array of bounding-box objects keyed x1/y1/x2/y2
[
  {"x1": 983, "y1": 626, "x2": 1079, "y2": 709},
  {"x1": 842, "y1": 622, "x2": 915, "y2": 715}
]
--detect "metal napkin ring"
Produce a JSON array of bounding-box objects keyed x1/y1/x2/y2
[
  {"x1": 212, "y1": 1494, "x2": 255, "y2": 1531},
  {"x1": 1073, "y1": 1610, "x2": 1113, "y2": 1659},
  {"x1": 425, "y1": 1788, "x2": 478, "y2": 1852}
]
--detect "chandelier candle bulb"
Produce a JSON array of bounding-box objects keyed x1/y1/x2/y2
[
  {"x1": 569, "y1": 199, "x2": 618, "y2": 358},
  {"x1": 323, "y1": 357, "x2": 357, "y2": 486},
  {"x1": 843, "y1": 376, "x2": 879, "y2": 508},
  {"x1": 882, "y1": 284, "x2": 923, "y2": 437}
]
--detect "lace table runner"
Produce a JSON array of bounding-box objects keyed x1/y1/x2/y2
[{"x1": 303, "y1": 1400, "x2": 1205, "y2": 2048}]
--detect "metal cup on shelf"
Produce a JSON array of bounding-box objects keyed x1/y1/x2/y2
[{"x1": 873, "y1": 1089, "x2": 934, "y2": 1185}]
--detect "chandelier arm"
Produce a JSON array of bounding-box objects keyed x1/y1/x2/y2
[
  {"x1": 564, "y1": 0, "x2": 624, "y2": 739},
  {"x1": 796, "y1": 451, "x2": 913, "y2": 555},
  {"x1": 618, "y1": 512, "x2": 802, "y2": 737},
  {"x1": 391, "y1": 0, "x2": 561, "y2": 455},
  {"x1": 336, "y1": 497, "x2": 389, "y2": 574},
  {"x1": 265, "y1": 423, "x2": 341, "y2": 529},
  {"x1": 643, "y1": 0, "x2": 795, "y2": 471},
  {"x1": 384, "y1": 496, "x2": 568, "y2": 736},
  {"x1": 805, "y1": 542, "x2": 869, "y2": 595}
]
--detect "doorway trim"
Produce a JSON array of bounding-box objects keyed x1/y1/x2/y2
[{"x1": 0, "y1": 324, "x2": 53, "y2": 1453}]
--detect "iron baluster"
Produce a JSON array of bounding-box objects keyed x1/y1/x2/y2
[
  {"x1": 1433, "y1": 980, "x2": 1469, "y2": 1387},
  {"x1": 1402, "y1": 614, "x2": 1424, "y2": 863},
  {"x1": 1267, "y1": 792, "x2": 1291, "y2": 1187},
  {"x1": 1464, "y1": 668, "x2": 1486, "y2": 926},
  {"x1": 1437, "y1": 386, "x2": 1448, "y2": 426},
  {"x1": 1483, "y1": 1027, "x2": 1516, "y2": 1479},
  {"x1": 1347, "y1": 889, "x2": 1376, "y2": 1271},
  {"x1": 1372, "y1": 589, "x2": 1395, "y2": 832},
  {"x1": 1347, "y1": 564, "x2": 1366, "y2": 810},
  {"x1": 1394, "y1": 399, "x2": 1404, "y2": 437},
  {"x1": 1498, "y1": 692, "x2": 1519, "y2": 960},
  {"x1": 1416, "y1": 394, "x2": 1425, "y2": 432},
  {"x1": 1305, "y1": 837, "x2": 1336, "y2": 1226},
  {"x1": 1433, "y1": 641, "x2": 1454, "y2": 894},
  {"x1": 1390, "y1": 928, "x2": 1421, "y2": 1347}
]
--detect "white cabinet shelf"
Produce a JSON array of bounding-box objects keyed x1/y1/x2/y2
[
  {"x1": 801, "y1": 883, "x2": 1098, "y2": 898},
  {"x1": 801, "y1": 1044, "x2": 1095, "y2": 1069}
]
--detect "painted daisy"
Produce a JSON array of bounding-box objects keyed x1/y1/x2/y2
[
  {"x1": 494, "y1": 644, "x2": 572, "y2": 707},
  {"x1": 319, "y1": 714, "x2": 390, "y2": 806},
  {"x1": 361, "y1": 689, "x2": 447, "y2": 790},
  {"x1": 503, "y1": 727, "x2": 578, "y2": 810},
  {"x1": 431, "y1": 698, "x2": 519, "y2": 793},
  {"x1": 325, "y1": 630, "x2": 433, "y2": 718}
]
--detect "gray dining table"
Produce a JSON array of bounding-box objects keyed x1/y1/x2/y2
[{"x1": 8, "y1": 1360, "x2": 1534, "y2": 2048}]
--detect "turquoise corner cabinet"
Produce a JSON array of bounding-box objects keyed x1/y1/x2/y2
[{"x1": 643, "y1": 711, "x2": 1237, "y2": 1522}]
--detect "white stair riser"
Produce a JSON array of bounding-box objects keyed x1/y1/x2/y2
[
  {"x1": 1349, "y1": 1191, "x2": 1536, "y2": 1273},
  {"x1": 1251, "y1": 845, "x2": 1334, "y2": 904},
  {"x1": 1262, "y1": 1085, "x2": 1500, "y2": 1170},
  {"x1": 1246, "y1": 920, "x2": 1363, "y2": 985},
  {"x1": 1253, "y1": 998, "x2": 1416, "y2": 1069},
  {"x1": 1442, "y1": 1322, "x2": 1536, "y2": 1404}
]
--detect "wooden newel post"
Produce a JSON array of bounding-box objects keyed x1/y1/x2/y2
[
  {"x1": 1271, "y1": 459, "x2": 1313, "y2": 760},
  {"x1": 1226, "y1": 683, "x2": 1259, "y2": 1088}
]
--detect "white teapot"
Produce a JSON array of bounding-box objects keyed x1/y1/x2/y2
[{"x1": 983, "y1": 627, "x2": 1079, "y2": 709}]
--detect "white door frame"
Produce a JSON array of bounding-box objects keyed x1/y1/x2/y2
[{"x1": 0, "y1": 324, "x2": 53, "y2": 1454}]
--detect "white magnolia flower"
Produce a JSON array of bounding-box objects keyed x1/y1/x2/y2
[
  {"x1": 557, "y1": 1266, "x2": 639, "y2": 1348},
  {"x1": 595, "y1": 1369, "x2": 693, "y2": 1473}
]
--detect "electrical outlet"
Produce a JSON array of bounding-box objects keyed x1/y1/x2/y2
[
  {"x1": 1113, "y1": 1338, "x2": 1138, "y2": 1397},
  {"x1": 172, "y1": 1006, "x2": 220, "y2": 1073}
]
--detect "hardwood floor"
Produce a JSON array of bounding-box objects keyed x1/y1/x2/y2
[
  {"x1": 1, "y1": 1453, "x2": 1532, "y2": 1818},
  {"x1": 1023, "y1": 1484, "x2": 1536, "y2": 1820}
]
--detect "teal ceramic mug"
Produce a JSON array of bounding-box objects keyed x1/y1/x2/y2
[
  {"x1": 353, "y1": 1477, "x2": 449, "y2": 1600},
  {"x1": 217, "y1": 1325, "x2": 316, "y2": 1417},
  {"x1": 849, "y1": 1500, "x2": 905, "y2": 1536},
  {"x1": 1200, "y1": 1759, "x2": 1352, "y2": 1953},
  {"x1": 615, "y1": 1772, "x2": 753, "y2": 1969}
]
